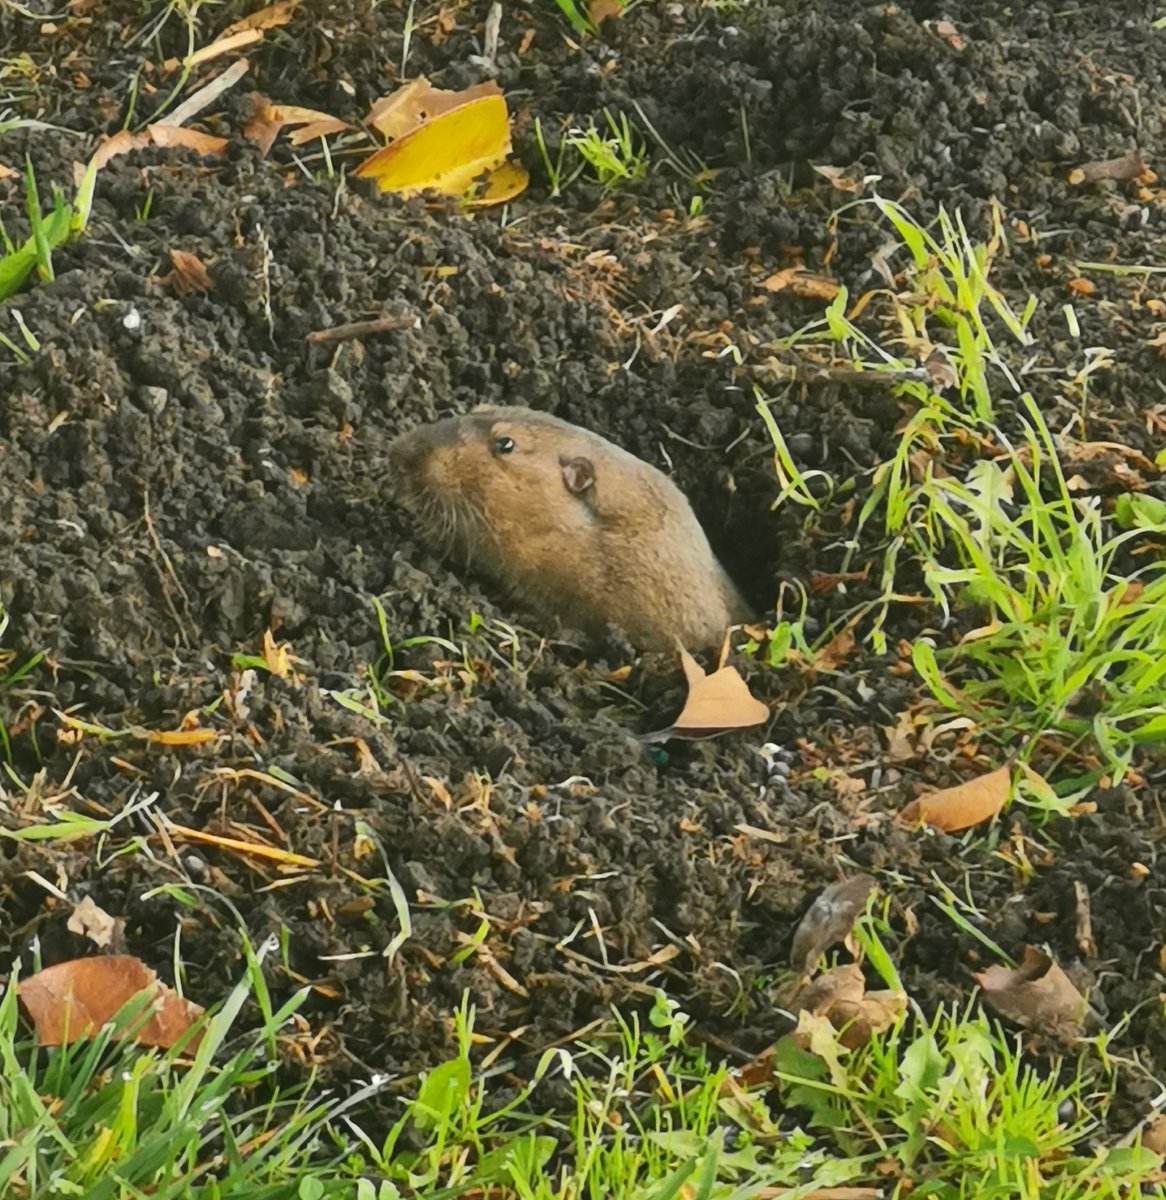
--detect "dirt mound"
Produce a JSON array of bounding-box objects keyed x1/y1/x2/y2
[{"x1": 2, "y1": 0, "x2": 1165, "y2": 1122}]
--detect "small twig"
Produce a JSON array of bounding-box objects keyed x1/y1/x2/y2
[
  {"x1": 760, "y1": 359, "x2": 933, "y2": 389},
  {"x1": 143, "y1": 488, "x2": 193, "y2": 648},
  {"x1": 305, "y1": 315, "x2": 421, "y2": 345},
  {"x1": 1067, "y1": 151, "x2": 1148, "y2": 185}
]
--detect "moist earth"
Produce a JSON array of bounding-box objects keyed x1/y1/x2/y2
[{"x1": 2, "y1": 0, "x2": 1166, "y2": 1137}]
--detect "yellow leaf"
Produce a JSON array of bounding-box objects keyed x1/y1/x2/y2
[
  {"x1": 147, "y1": 727, "x2": 220, "y2": 746},
  {"x1": 465, "y1": 160, "x2": 529, "y2": 207},
  {"x1": 263, "y1": 628, "x2": 291, "y2": 677},
  {"x1": 353, "y1": 93, "x2": 512, "y2": 197}
]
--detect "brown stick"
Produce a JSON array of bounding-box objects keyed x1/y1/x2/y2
[
  {"x1": 1067, "y1": 152, "x2": 1148, "y2": 185},
  {"x1": 305, "y1": 315, "x2": 420, "y2": 345}
]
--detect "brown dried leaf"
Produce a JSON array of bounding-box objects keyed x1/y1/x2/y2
[
  {"x1": 787, "y1": 272, "x2": 840, "y2": 302},
  {"x1": 900, "y1": 763, "x2": 1011, "y2": 832},
  {"x1": 794, "y1": 964, "x2": 907, "y2": 1049},
  {"x1": 244, "y1": 93, "x2": 349, "y2": 156},
  {"x1": 758, "y1": 266, "x2": 803, "y2": 293},
  {"x1": 222, "y1": 0, "x2": 297, "y2": 37},
  {"x1": 1111, "y1": 580, "x2": 1145, "y2": 609},
  {"x1": 90, "y1": 129, "x2": 146, "y2": 169},
  {"x1": 809, "y1": 566, "x2": 870, "y2": 595},
  {"x1": 657, "y1": 649, "x2": 768, "y2": 739},
  {"x1": 811, "y1": 163, "x2": 862, "y2": 193},
  {"x1": 148, "y1": 125, "x2": 229, "y2": 157},
  {"x1": 18, "y1": 956, "x2": 204, "y2": 1048},
  {"x1": 66, "y1": 896, "x2": 119, "y2": 949},
  {"x1": 0, "y1": 162, "x2": 16, "y2": 180},
  {"x1": 167, "y1": 249, "x2": 213, "y2": 295},
  {"x1": 1142, "y1": 1112, "x2": 1166, "y2": 1156},
  {"x1": 790, "y1": 876, "x2": 877, "y2": 973},
  {"x1": 366, "y1": 77, "x2": 501, "y2": 140},
  {"x1": 90, "y1": 121, "x2": 231, "y2": 170},
  {"x1": 588, "y1": 0, "x2": 623, "y2": 23},
  {"x1": 1057, "y1": 438, "x2": 1157, "y2": 473},
  {"x1": 286, "y1": 117, "x2": 350, "y2": 145},
  {"x1": 733, "y1": 1045, "x2": 775, "y2": 1088},
  {"x1": 799, "y1": 962, "x2": 865, "y2": 1011},
  {"x1": 884, "y1": 710, "x2": 921, "y2": 762},
  {"x1": 678, "y1": 647, "x2": 706, "y2": 690},
  {"x1": 813, "y1": 628, "x2": 855, "y2": 670},
  {"x1": 923, "y1": 346, "x2": 958, "y2": 390},
  {"x1": 975, "y1": 946, "x2": 1088, "y2": 1039}
]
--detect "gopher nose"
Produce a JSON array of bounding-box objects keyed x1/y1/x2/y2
[{"x1": 387, "y1": 417, "x2": 460, "y2": 494}]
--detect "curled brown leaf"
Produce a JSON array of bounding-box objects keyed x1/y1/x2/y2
[{"x1": 900, "y1": 763, "x2": 1011, "y2": 832}]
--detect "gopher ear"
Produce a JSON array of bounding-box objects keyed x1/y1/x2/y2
[{"x1": 561, "y1": 455, "x2": 595, "y2": 495}]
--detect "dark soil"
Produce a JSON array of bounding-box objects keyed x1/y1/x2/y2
[{"x1": 3, "y1": 0, "x2": 1166, "y2": 1139}]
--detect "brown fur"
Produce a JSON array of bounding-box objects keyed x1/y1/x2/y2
[{"x1": 387, "y1": 406, "x2": 754, "y2": 649}]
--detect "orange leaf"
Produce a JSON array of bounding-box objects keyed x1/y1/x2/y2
[
  {"x1": 93, "y1": 124, "x2": 227, "y2": 170},
  {"x1": 899, "y1": 763, "x2": 1011, "y2": 832},
  {"x1": 588, "y1": 0, "x2": 623, "y2": 22},
  {"x1": 759, "y1": 266, "x2": 803, "y2": 293},
  {"x1": 17, "y1": 956, "x2": 204, "y2": 1048},
  {"x1": 91, "y1": 129, "x2": 147, "y2": 169},
  {"x1": 149, "y1": 124, "x2": 230, "y2": 156},
  {"x1": 662, "y1": 649, "x2": 768, "y2": 739},
  {"x1": 222, "y1": 0, "x2": 297, "y2": 37}
]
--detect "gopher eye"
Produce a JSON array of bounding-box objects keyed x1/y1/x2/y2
[{"x1": 492, "y1": 435, "x2": 516, "y2": 456}]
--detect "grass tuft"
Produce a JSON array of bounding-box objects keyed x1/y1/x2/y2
[
  {"x1": 759, "y1": 199, "x2": 1166, "y2": 792},
  {"x1": 0, "y1": 154, "x2": 97, "y2": 305},
  {"x1": 0, "y1": 935, "x2": 377, "y2": 1199},
  {"x1": 566, "y1": 109, "x2": 649, "y2": 189}
]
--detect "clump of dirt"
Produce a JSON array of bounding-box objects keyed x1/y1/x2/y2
[{"x1": 2, "y1": 0, "x2": 1166, "y2": 1134}]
